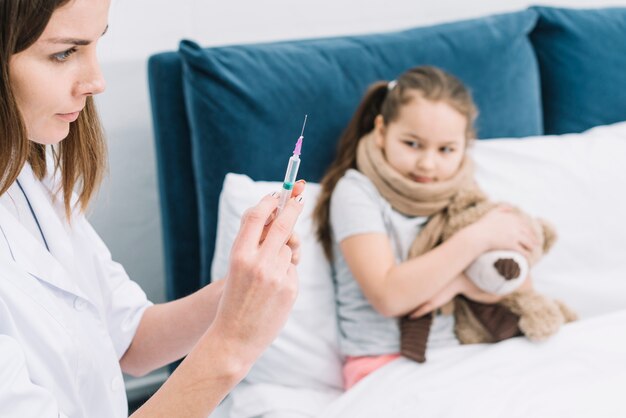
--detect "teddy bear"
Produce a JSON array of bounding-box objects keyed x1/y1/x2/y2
[{"x1": 400, "y1": 188, "x2": 578, "y2": 363}]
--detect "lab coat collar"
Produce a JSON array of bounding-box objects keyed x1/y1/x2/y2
[{"x1": 0, "y1": 164, "x2": 89, "y2": 302}]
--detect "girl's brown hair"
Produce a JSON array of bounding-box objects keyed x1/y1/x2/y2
[
  {"x1": 1, "y1": 0, "x2": 107, "y2": 217},
  {"x1": 313, "y1": 66, "x2": 478, "y2": 261}
]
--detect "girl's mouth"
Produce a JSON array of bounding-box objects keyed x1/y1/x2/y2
[{"x1": 410, "y1": 174, "x2": 435, "y2": 183}]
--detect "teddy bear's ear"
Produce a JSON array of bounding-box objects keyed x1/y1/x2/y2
[{"x1": 538, "y1": 218, "x2": 558, "y2": 253}]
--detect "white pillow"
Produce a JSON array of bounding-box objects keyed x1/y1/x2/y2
[
  {"x1": 472, "y1": 121, "x2": 626, "y2": 318},
  {"x1": 211, "y1": 174, "x2": 343, "y2": 391}
]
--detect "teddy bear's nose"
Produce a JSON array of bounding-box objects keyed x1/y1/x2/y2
[{"x1": 494, "y1": 258, "x2": 521, "y2": 280}]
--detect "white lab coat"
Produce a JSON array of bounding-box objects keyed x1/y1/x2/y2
[{"x1": 0, "y1": 164, "x2": 152, "y2": 417}]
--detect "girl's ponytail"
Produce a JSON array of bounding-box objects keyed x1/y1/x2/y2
[{"x1": 313, "y1": 81, "x2": 389, "y2": 261}]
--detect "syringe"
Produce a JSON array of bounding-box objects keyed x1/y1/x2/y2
[{"x1": 277, "y1": 115, "x2": 307, "y2": 214}]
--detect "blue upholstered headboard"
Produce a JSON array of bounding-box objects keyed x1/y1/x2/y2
[{"x1": 148, "y1": 6, "x2": 626, "y2": 301}]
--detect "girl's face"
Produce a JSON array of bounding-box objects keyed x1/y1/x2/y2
[
  {"x1": 374, "y1": 95, "x2": 468, "y2": 183},
  {"x1": 8, "y1": 0, "x2": 110, "y2": 145}
]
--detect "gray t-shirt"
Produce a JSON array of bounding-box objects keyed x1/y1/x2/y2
[{"x1": 330, "y1": 169, "x2": 459, "y2": 356}]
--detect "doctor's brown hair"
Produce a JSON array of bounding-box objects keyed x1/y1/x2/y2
[
  {"x1": 313, "y1": 66, "x2": 478, "y2": 261},
  {"x1": 0, "y1": 0, "x2": 106, "y2": 217}
]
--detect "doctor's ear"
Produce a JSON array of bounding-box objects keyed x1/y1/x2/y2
[{"x1": 374, "y1": 114, "x2": 386, "y2": 148}]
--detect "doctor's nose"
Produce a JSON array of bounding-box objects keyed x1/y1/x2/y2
[{"x1": 74, "y1": 53, "x2": 106, "y2": 97}]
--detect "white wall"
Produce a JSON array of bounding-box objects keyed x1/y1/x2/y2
[{"x1": 92, "y1": 0, "x2": 626, "y2": 304}]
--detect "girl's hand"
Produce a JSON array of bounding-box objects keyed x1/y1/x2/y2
[
  {"x1": 468, "y1": 205, "x2": 540, "y2": 260},
  {"x1": 409, "y1": 275, "x2": 465, "y2": 318},
  {"x1": 516, "y1": 274, "x2": 534, "y2": 292},
  {"x1": 208, "y1": 190, "x2": 305, "y2": 368},
  {"x1": 409, "y1": 272, "x2": 512, "y2": 318},
  {"x1": 459, "y1": 274, "x2": 503, "y2": 304}
]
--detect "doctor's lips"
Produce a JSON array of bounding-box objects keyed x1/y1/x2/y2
[{"x1": 56, "y1": 110, "x2": 82, "y2": 122}]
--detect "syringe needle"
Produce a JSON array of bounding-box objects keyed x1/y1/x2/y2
[{"x1": 300, "y1": 115, "x2": 308, "y2": 137}]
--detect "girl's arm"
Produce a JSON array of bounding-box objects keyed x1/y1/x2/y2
[
  {"x1": 408, "y1": 273, "x2": 536, "y2": 318},
  {"x1": 340, "y1": 206, "x2": 539, "y2": 317},
  {"x1": 341, "y1": 226, "x2": 484, "y2": 317}
]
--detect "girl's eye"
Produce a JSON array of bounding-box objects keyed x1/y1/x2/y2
[
  {"x1": 403, "y1": 141, "x2": 420, "y2": 149},
  {"x1": 51, "y1": 47, "x2": 77, "y2": 63},
  {"x1": 441, "y1": 146, "x2": 454, "y2": 154}
]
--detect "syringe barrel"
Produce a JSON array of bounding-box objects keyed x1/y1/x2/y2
[{"x1": 282, "y1": 155, "x2": 300, "y2": 189}]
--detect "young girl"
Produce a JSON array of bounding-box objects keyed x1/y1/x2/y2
[{"x1": 313, "y1": 66, "x2": 538, "y2": 390}]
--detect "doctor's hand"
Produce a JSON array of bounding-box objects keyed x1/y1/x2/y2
[
  {"x1": 132, "y1": 190, "x2": 306, "y2": 418},
  {"x1": 208, "y1": 190, "x2": 305, "y2": 370},
  {"x1": 286, "y1": 180, "x2": 304, "y2": 265},
  {"x1": 259, "y1": 179, "x2": 306, "y2": 265}
]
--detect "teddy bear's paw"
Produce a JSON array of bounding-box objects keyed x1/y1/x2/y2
[
  {"x1": 519, "y1": 301, "x2": 565, "y2": 341},
  {"x1": 520, "y1": 316, "x2": 563, "y2": 341},
  {"x1": 555, "y1": 299, "x2": 578, "y2": 323}
]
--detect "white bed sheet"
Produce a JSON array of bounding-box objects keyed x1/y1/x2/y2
[
  {"x1": 217, "y1": 309, "x2": 626, "y2": 418},
  {"x1": 225, "y1": 382, "x2": 341, "y2": 418},
  {"x1": 318, "y1": 309, "x2": 626, "y2": 418}
]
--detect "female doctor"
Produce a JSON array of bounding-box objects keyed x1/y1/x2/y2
[{"x1": 0, "y1": 0, "x2": 306, "y2": 416}]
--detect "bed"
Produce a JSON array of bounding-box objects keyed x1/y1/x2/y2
[{"x1": 147, "y1": 6, "x2": 626, "y2": 417}]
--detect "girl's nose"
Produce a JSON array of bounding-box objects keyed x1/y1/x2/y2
[{"x1": 416, "y1": 151, "x2": 436, "y2": 171}]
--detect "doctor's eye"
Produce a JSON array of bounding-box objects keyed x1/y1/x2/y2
[{"x1": 51, "y1": 47, "x2": 78, "y2": 63}]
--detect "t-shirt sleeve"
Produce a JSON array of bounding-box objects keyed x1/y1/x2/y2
[{"x1": 330, "y1": 171, "x2": 387, "y2": 243}]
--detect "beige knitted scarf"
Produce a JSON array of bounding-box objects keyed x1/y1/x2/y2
[{"x1": 356, "y1": 132, "x2": 484, "y2": 257}]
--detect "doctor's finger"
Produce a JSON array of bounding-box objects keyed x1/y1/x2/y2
[
  {"x1": 261, "y1": 197, "x2": 304, "y2": 256},
  {"x1": 286, "y1": 232, "x2": 301, "y2": 265},
  {"x1": 291, "y1": 179, "x2": 306, "y2": 198},
  {"x1": 232, "y1": 193, "x2": 280, "y2": 252},
  {"x1": 273, "y1": 244, "x2": 293, "y2": 278},
  {"x1": 259, "y1": 181, "x2": 306, "y2": 243}
]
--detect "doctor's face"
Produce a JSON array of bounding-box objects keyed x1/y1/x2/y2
[{"x1": 8, "y1": 0, "x2": 110, "y2": 145}]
